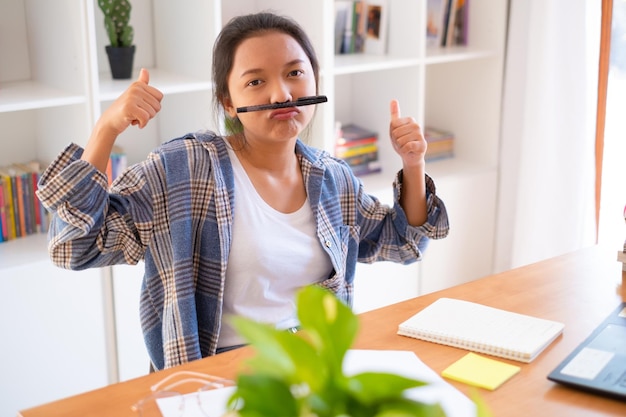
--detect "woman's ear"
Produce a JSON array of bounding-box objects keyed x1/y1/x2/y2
[{"x1": 222, "y1": 97, "x2": 236, "y2": 118}]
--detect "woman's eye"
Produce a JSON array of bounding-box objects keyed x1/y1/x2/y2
[
  {"x1": 288, "y1": 69, "x2": 304, "y2": 77},
  {"x1": 247, "y1": 79, "x2": 262, "y2": 87}
]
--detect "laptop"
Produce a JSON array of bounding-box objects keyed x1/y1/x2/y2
[{"x1": 547, "y1": 301, "x2": 626, "y2": 401}]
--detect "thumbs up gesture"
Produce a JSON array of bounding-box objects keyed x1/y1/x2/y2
[
  {"x1": 389, "y1": 99, "x2": 427, "y2": 168},
  {"x1": 101, "y1": 68, "x2": 164, "y2": 135}
]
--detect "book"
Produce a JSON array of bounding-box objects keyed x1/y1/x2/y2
[
  {"x1": 0, "y1": 176, "x2": 7, "y2": 241},
  {"x1": 335, "y1": 142, "x2": 378, "y2": 159},
  {"x1": 12, "y1": 162, "x2": 39, "y2": 235},
  {"x1": 426, "y1": 0, "x2": 448, "y2": 48},
  {"x1": 336, "y1": 123, "x2": 378, "y2": 144},
  {"x1": 0, "y1": 180, "x2": 4, "y2": 242},
  {"x1": 444, "y1": 0, "x2": 458, "y2": 47},
  {"x1": 450, "y1": 0, "x2": 469, "y2": 46},
  {"x1": 397, "y1": 297, "x2": 565, "y2": 363},
  {"x1": 363, "y1": 1, "x2": 388, "y2": 55},
  {"x1": 424, "y1": 126, "x2": 454, "y2": 161},
  {"x1": 440, "y1": 0, "x2": 454, "y2": 47},
  {"x1": 107, "y1": 145, "x2": 127, "y2": 185},
  {"x1": 335, "y1": 1, "x2": 355, "y2": 54},
  {"x1": 0, "y1": 161, "x2": 48, "y2": 241},
  {"x1": 352, "y1": 1, "x2": 368, "y2": 53},
  {"x1": 0, "y1": 166, "x2": 22, "y2": 238},
  {"x1": 16, "y1": 161, "x2": 46, "y2": 233},
  {"x1": 333, "y1": 1, "x2": 392, "y2": 56},
  {"x1": 0, "y1": 167, "x2": 17, "y2": 240},
  {"x1": 335, "y1": 123, "x2": 381, "y2": 176}
]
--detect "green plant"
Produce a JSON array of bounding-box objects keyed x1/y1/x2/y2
[
  {"x1": 226, "y1": 286, "x2": 447, "y2": 417},
  {"x1": 97, "y1": 0, "x2": 134, "y2": 47}
]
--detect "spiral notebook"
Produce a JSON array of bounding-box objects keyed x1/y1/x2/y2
[{"x1": 397, "y1": 298, "x2": 565, "y2": 363}]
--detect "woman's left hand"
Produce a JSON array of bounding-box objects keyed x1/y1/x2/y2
[{"x1": 389, "y1": 99, "x2": 427, "y2": 168}]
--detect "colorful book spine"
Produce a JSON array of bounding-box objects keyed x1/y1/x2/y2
[
  {"x1": 0, "y1": 169, "x2": 17, "y2": 240},
  {"x1": 10, "y1": 171, "x2": 22, "y2": 238},
  {"x1": 107, "y1": 146, "x2": 127, "y2": 185},
  {"x1": 0, "y1": 179, "x2": 5, "y2": 242},
  {"x1": 424, "y1": 126, "x2": 455, "y2": 162},
  {"x1": 0, "y1": 161, "x2": 48, "y2": 243},
  {"x1": 335, "y1": 123, "x2": 381, "y2": 176}
]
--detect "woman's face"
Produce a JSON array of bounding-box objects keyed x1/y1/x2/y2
[{"x1": 224, "y1": 31, "x2": 317, "y2": 144}]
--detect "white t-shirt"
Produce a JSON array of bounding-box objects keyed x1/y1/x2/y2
[{"x1": 218, "y1": 143, "x2": 333, "y2": 348}]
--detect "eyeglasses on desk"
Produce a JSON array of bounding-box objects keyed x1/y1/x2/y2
[{"x1": 131, "y1": 370, "x2": 236, "y2": 417}]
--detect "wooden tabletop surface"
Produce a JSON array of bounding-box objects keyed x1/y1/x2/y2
[{"x1": 19, "y1": 245, "x2": 626, "y2": 417}]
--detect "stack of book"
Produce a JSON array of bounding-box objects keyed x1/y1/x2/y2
[
  {"x1": 426, "y1": 0, "x2": 469, "y2": 48},
  {"x1": 0, "y1": 147, "x2": 127, "y2": 243},
  {"x1": 334, "y1": 1, "x2": 388, "y2": 55},
  {"x1": 0, "y1": 161, "x2": 49, "y2": 242},
  {"x1": 106, "y1": 145, "x2": 127, "y2": 186},
  {"x1": 424, "y1": 127, "x2": 455, "y2": 161},
  {"x1": 335, "y1": 123, "x2": 382, "y2": 176}
]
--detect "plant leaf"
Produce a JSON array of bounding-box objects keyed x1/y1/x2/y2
[
  {"x1": 470, "y1": 389, "x2": 493, "y2": 417},
  {"x1": 230, "y1": 315, "x2": 329, "y2": 391},
  {"x1": 374, "y1": 398, "x2": 446, "y2": 417},
  {"x1": 297, "y1": 286, "x2": 358, "y2": 375},
  {"x1": 346, "y1": 372, "x2": 429, "y2": 405},
  {"x1": 229, "y1": 374, "x2": 299, "y2": 417}
]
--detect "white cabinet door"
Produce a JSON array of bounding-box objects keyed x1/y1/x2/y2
[
  {"x1": 418, "y1": 168, "x2": 498, "y2": 294},
  {"x1": 112, "y1": 264, "x2": 150, "y2": 381},
  {"x1": 0, "y1": 261, "x2": 108, "y2": 416},
  {"x1": 353, "y1": 262, "x2": 420, "y2": 313}
]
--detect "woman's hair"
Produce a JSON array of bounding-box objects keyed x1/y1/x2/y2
[{"x1": 212, "y1": 12, "x2": 320, "y2": 135}]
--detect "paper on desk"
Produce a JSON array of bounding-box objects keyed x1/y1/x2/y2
[
  {"x1": 344, "y1": 350, "x2": 475, "y2": 417},
  {"x1": 157, "y1": 350, "x2": 475, "y2": 417},
  {"x1": 156, "y1": 386, "x2": 236, "y2": 417}
]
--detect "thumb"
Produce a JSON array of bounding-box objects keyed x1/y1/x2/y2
[
  {"x1": 138, "y1": 68, "x2": 150, "y2": 84},
  {"x1": 390, "y1": 99, "x2": 401, "y2": 121}
]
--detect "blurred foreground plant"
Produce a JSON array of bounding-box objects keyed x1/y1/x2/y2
[{"x1": 227, "y1": 286, "x2": 449, "y2": 417}]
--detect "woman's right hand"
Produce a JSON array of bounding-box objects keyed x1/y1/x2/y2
[
  {"x1": 82, "y1": 68, "x2": 164, "y2": 173},
  {"x1": 102, "y1": 68, "x2": 164, "y2": 135}
]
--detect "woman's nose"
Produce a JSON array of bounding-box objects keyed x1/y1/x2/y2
[{"x1": 270, "y1": 82, "x2": 292, "y2": 104}]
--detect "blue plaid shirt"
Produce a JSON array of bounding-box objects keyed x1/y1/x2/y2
[{"x1": 37, "y1": 131, "x2": 448, "y2": 369}]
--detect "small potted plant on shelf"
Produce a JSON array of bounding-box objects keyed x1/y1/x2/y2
[
  {"x1": 97, "y1": 0, "x2": 135, "y2": 79},
  {"x1": 225, "y1": 285, "x2": 491, "y2": 417}
]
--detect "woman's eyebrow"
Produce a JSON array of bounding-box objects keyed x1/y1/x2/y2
[
  {"x1": 239, "y1": 68, "x2": 263, "y2": 78},
  {"x1": 239, "y1": 59, "x2": 307, "y2": 78}
]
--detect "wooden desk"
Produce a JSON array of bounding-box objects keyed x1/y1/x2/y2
[{"x1": 19, "y1": 245, "x2": 626, "y2": 417}]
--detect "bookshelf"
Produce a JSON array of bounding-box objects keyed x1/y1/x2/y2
[{"x1": 0, "y1": 0, "x2": 508, "y2": 414}]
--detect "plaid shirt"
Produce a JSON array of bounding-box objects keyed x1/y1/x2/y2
[{"x1": 37, "y1": 131, "x2": 448, "y2": 369}]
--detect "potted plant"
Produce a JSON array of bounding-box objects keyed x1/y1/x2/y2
[
  {"x1": 97, "y1": 0, "x2": 135, "y2": 79},
  {"x1": 226, "y1": 286, "x2": 492, "y2": 417}
]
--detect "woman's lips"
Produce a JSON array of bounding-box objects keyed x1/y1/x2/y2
[{"x1": 270, "y1": 107, "x2": 299, "y2": 120}]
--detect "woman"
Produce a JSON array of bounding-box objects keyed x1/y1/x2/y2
[{"x1": 36, "y1": 12, "x2": 448, "y2": 370}]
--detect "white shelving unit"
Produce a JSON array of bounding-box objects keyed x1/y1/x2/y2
[{"x1": 0, "y1": 0, "x2": 508, "y2": 414}]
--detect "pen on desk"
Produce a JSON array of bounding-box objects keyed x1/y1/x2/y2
[{"x1": 236, "y1": 95, "x2": 328, "y2": 113}]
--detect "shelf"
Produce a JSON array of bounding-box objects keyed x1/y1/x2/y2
[
  {"x1": 98, "y1": 69, "x2": 213, "y2": 102},
  {"x1": 331, "y1": 46, "x2": 496, "y2": 76},
  {"x1": 425, "y1": 157, "x2": 497, "y2": 180},
  {"x1": 356, "y1": 158, "x2": 497, "y2": 204},
  {"x1": 0, "y1": 81, "x2": 86, "y2": 113},
  {"x1": 425, "y1": 46, "x2": 497, "y2": 65},
  {"x1": 0, "y1": 233, "x2": 49, "y2": 270},
  {"x1": 333, "y1": 54, "x2": 421, "y2": 76}
]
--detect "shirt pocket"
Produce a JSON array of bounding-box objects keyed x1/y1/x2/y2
[{"x1": 317, "y1": 224, "x2": 360, "y2": 304}]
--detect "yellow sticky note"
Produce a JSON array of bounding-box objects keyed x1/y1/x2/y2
[{"x1": 442, "y1": 352, "x2": 521, "y2": 390}]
